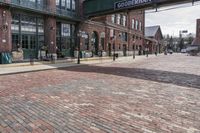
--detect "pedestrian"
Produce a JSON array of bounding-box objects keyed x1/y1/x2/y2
[{"x1": 155, "y1": 51, "x2": 157, "y2": 56}]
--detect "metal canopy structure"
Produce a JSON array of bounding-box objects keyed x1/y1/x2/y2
[{"x1": 84, "y1": 0, "x2": 199, "y2": 17}]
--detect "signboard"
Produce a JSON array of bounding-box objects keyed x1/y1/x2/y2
[{"x1": 114, "y1": 0, "x2": 152, "y2": 10}]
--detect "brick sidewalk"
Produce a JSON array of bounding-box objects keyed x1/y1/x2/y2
[
  {"x1": 0, "y1": 54, "x2": 200, "y2": 133},
  {"x1": 0, "y1": 54, "x2": 156, "y2": 75}
]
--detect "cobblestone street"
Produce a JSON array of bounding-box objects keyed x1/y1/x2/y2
[{"x1": 0, "y1": 54, "x2": 200, "y2": 133}]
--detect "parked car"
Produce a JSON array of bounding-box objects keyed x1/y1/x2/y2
[
  {"x1": 181, "y1": 49, "x2": 187, "y2": 53},
  {"x1": 168, "y1": 49, "x2": 173, "y2": 54}
]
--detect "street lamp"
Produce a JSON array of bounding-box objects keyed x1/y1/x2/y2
[
  {"x1": 77, "y1": 31, "x2": 81, "y2": 64},
  {"x1": 132, "y1": 35, "x2": 136, "y2": 59},
  {"x1": 146, "y1": 41, "x2": 149, "y2": 57},
  {"x1": 112, "y1": 36, "x2": 116, "y2": 61}
]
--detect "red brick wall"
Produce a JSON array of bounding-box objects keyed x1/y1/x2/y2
[
  {"x1": 79, "y1": 21, "x2": 106, "y2": 51},
  {"x1": 44, "y1": 16, "x2": 57, "y2": 53},
  {"x1": 44, "y1": 0, "x2": 56, "y2": 53},
  {"x1": 0, "y1": 7, "x2": 12, "y2": 52},
  {"x1": 45, "y1": 0, "x2": 56, "y2": 12}
]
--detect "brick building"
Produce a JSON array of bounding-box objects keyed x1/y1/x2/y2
[
  {"x1": 0, "y1": 0, "x2": 80, "y2": 64},
  {"x1": 145, "y1": 26, "x2": 163, "y2": 54},
  {"x1": 0, "y1": 0, "x2": 145, "y2": 64},
  {"x1": 79, "y1": 10, "x2": 145, "y2": 57}
]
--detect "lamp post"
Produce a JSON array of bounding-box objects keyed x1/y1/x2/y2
[
  {"x1": 133, "y1": 36, "x2": 136, "y2": 59},
  {"x1": 77, "y1": 31, "x2": 81, "y2": 64},
  {"x1": 146, "y1": 41, "x2": 149, "y2": 57},
  {"x1": 112, "y1": 36, "x2": 116, "y2": 61}
]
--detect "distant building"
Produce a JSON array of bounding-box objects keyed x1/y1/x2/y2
[{"x1": 145, "y1": 26, "x2": 164, "y2": 54}]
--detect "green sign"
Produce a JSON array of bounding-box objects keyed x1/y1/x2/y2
[{"x1": 114, "y1": 0, "x2": 152, "y2": 10}]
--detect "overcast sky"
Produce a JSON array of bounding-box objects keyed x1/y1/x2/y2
[{"x1": 145, "y1": 2, "x2": 200, "y2": 37}]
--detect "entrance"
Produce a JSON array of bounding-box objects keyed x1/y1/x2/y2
[
  {"x1": 22, "y1": 34, "x2": 38, "y2": 59},
  {"x1": 123, "y1": 44, "x2": 127, "y2": 56}
]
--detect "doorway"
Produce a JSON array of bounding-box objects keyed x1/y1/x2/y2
[{"x1": 22, "y1": 34, "x2": 38, "y2": 59}]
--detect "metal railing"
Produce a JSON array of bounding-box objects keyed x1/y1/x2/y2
[{"x1": 0, "y1": 0, "x2": 80, "y2": 19}]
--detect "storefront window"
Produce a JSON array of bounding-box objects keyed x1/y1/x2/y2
[
  {"x1": 61, "y1": 24, "x2": 71, "y2": 37},
  {"x1": 56, "y1": 22, "x2": 76, "y2": 57},
  {"x1": 56, "y1": 0, "x2": 75, "y2": 11},
  {"x1": 72, "y1": 0, "x2": 76, "y2": 10},
  {"x1": 11, "y1": 14, "x2": 20, "y2": 32},
  {"x1": 11, "y1": 13, "x2": 44, "y2": 59}
]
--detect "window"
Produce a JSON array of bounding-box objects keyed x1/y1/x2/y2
[
  {"x1": 120, "y1": 14, "x2": 123, "y2": 25},
  {"x1": 12, "y1": 34, "x2": 19, "y2": 50},
  {"x1": 37, "y1": 0, "x2": 43, "y2": 5},
  {"x1": 61, "y1": 23, "x2": 71, "y2": 37},
  {"x1": 56, "y1": 0, "x2": 60, "y2": 7},
  {"x1": 139, "y1": 22, "x2": 142, "y2": 31},
  {"x1": 66, "y1": 0, "x2": 71, "y2": 9},
  {"x1": 135, "y1": 20, "x2": 138, "y2": 30},
  {"x1": 111, "y1": 14, "x2": 115, "y2": 23},
  {"x1": 29, "y1": 0, "x2": 36, "y2": 2},
  {"x1": 56, "y1": 0, "x2": 75, "y2": 10},
  {"x1": 38, "y1": 18, "x2": 44, "y2": 33},
  {"x1": 72, "y1": 0, "x2": 76, "y2": 10},
  {"x1": 11, "y1": 14, "x2": 20, "y2": 32},
  {"x1": 21, "y1": 15, "x2": 36, "y2": 33},
  {"x1": 61, "y1": 0, "x2": 66, "y2": 7},
  {"x1": 132, "y1": 19, "x2": 135, "y2": 29},
  {"x1": 110, "y1": 29, "x2": 114, "y2": 37},
  {"x1": 121, "y1": 32, "x2": 128, "y2": 42},
  {"x1": 117, "y1": 14, "x2": 120, "y2": 25},
  {"x1": 22, "y1": 35, "x2": 28, "y2": 49},
  {"x1": 123, "y1": 15, "x2": 126, "y2": 26}
]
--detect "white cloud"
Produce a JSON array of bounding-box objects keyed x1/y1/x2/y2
[{"x1": 145, "y1": 2, "x2": 200, "y2": 37}]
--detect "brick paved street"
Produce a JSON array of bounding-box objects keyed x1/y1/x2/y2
[{"x1": 0, "y1": 54, "x2": 200, "y2": 133}]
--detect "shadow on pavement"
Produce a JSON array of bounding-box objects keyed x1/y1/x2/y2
[{"x1": 58, "y1": 65, "x2": 200, "y2": 89}]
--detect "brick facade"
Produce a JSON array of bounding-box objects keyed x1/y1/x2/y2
[
  {"x1": 0, "y1": 0, "x2": 145, "y2": 63},
  {"x1": 44, "y1": 16, "x2": 57, "y2": 54},
  {"x1": 0, "y1": 7, "x2": 12, "y2": 53},
  {"x1": 80, "y1": 10, "x2": 145, "y2": 57}
]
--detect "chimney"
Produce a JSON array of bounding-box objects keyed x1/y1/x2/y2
[{"x1": 196, "y1": 19, "x2": 200, "y2": 44}]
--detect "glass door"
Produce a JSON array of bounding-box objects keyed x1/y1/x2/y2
[{"x1": 22, "y1": 35, "x2": 37, "y2": 59}]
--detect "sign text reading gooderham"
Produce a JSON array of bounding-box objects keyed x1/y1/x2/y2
[{"x1": 114, "y1": 0, "x2": 152, "y2": 10}]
